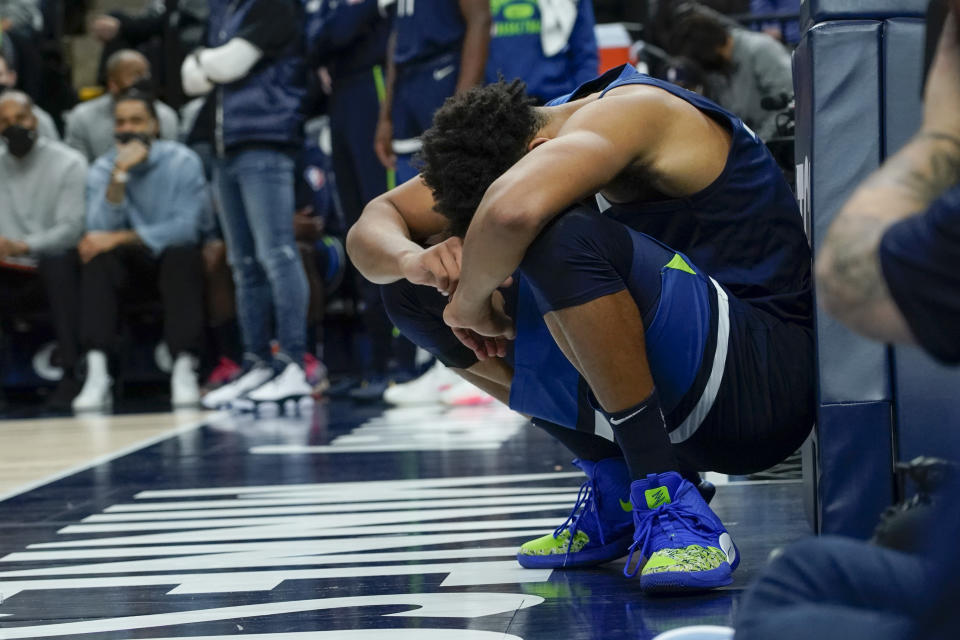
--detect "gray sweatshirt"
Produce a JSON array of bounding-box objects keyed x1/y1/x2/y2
[
  {"x1": 0, "y1": 137, "x2": 87, "y2": 255},
  {"x1": 707, "y1": 28, "x2": 793, "y2": 142},
  {"x1": 64, "y1": 94, "x2": 179, "y2": 162}
]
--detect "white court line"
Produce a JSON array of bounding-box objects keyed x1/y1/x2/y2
[{"x1": 0, "y1": 413, "x2": 220, "y2": 504}]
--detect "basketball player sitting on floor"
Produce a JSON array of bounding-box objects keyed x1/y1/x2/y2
[{"x1": 346, "y1": 65, "x2": 814, "y2": 593}]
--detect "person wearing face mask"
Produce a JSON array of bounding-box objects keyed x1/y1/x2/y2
[
  {"x1": 72, "y1": 89, "x2": 207, "y2": 413},
  {"x1": 0, "y1": 51, "x2": 59, "y2": 141},
  {"x1": 667, "y1": 3, "x2": 792, "y2": 142},
  {"x1": 0, "y1": 90, "x2": 87, "y2": 410},
  {"x1": 64, "y1": 49, "x2": 179, "y2": 163}
]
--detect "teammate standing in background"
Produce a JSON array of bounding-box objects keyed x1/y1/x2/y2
[
  {"x1": 486, "y1": 0, "x2": 598, "y2": 104},
  {"x1": 310, "y1": 0, "x2": 415, "y2": 399},
  {"x1": 374, "y1": 0, "x2": 491, "y2": 183}
]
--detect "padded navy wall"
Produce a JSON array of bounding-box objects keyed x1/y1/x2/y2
[
  {"x1": 883, "y1": 18, "x2": 925, "y2": 156},
  {"x1": 801, "y1": 0, "x2": 927, "y2": 32},
  {"x1": 795, "y1": 21, "x2": 896, "y2": 537},
  {"x1": 796, "y1": 22, "x2": 891, "y2": 405}
]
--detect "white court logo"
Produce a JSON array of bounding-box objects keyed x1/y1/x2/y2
[{"x1": 0, "y1": 473, "x2": 583, "y2": 638}]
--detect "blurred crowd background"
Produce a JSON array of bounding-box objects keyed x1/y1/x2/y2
[{"x1": 0, "y1": 0, "x2": 800, "y2": 413}]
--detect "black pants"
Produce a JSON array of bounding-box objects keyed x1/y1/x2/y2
[
  {"x1": 0, "y1": 251, "x2": 82, "y2": 373},
  {"x1": 736, "y1": 536, "x2": 929, "y2": 640},
  {"x1": 80, "y1": 245, "x2": 204, "y2": 358}
]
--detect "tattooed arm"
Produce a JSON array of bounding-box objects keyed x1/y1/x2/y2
[
  {"x1": 816, "y1": 14, "x2": 960, "y2": 343},
  {"x1": 816, "y1": 134, "x2": 960, "y2": 342}
]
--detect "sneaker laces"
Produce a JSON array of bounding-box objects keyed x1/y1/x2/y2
[
  {"x1": 623, "y1": 500, "x2": 715, "y2": 577},
  {"x1": 552, "y1": 475, "x2": 607, "y2": 561}
]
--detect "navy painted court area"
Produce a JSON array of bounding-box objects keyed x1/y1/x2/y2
[{"x1": 0, "y1": 402, "x2": 806, "y2": 640}]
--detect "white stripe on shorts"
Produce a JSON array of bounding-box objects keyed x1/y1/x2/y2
[{"x1": 669, "y1": 277, "x2": 730, "y2": 443}]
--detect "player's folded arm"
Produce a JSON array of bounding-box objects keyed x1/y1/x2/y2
[
  {"x1": 473, "y1": 92, "x2": 680, "y2": 239},
  {"x1": 346, "y1": 176, "x2": 448, "y2": 284}
]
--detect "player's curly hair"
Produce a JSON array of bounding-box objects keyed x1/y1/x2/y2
[{"x1": 418, "y1": 79, "x2": 545, "y2": 238}]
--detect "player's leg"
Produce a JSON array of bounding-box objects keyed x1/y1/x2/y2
[
  {"x1": 382, "y1": 269, "x2": 639, "y2": 569},
  {"x1": 519, "y1": 206, "x2": 737, "y2": 591},
  {"x1": 381, "y1": 278, "x2": 613, "y2": 445}
]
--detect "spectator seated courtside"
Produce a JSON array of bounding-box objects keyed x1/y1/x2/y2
[
  {"x1": 64, "y1": 49, "x2": 179, "y2": 163},
  {"x1": 72, "y1": 89, "x2": 206, "y2": 412},
  {"x1": 0, "y1": 90, "x2": 86, "y2": 410}
]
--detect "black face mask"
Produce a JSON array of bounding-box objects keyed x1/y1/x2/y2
[
  {"x1": 115, "y1": 131, "x2": 153, "y2": 147},
  {"x1": 2, "y1": 124, "x2": 38, "y2": 158}
]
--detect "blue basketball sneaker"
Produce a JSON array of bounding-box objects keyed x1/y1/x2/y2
[
  {"x1": 517, "y1": 457, "x2": 635, "y2": 569},
  {"x1": 625, "y1": 471, "x2": 739, "y2": 592}
]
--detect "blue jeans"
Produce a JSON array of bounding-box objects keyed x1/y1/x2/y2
[{"x1": 213, "y1": 149, "x2": 308, "y2": 366}]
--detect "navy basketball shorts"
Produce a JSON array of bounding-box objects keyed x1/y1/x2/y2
[{"x1": 391, "y1": 52, "x2": 460, "y2": 184}]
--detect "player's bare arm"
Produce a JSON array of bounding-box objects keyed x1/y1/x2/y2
[
  {"x1": 346, "y1": 176, "x2": 447, "y2": 285},
  {"x1": 816, "y1": 14, "x2": 960, "y2": 342},
  {"x1": 455, "y1": 0, "x2": 491, "y2": 93},
  {"x1": 445, "y1": 86, "x2": 732, "y2": 336}
]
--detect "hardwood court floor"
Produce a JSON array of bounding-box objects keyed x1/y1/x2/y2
[
  {"x1": 0, "y1": 400, "x2": 810, "y2": 640},
  {"x1": 0, "y1": 411, "x2": 210, "y2": 499}
]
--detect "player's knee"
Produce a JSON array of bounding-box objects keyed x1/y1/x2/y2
[
  {"x1": 524, "y1": 207, "x2": 598, "y2": 264},
  {"x1": 521, "y1": 207, "x2": 603, "y2": 282},
  {"x1": 521, "y1": 206, "x2": 637, "y2": 305},
  {"x1": 380, "y1": 279, "x2": 435, "y2": 331}
]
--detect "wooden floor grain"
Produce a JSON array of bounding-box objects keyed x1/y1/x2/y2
[{"x1": 0, "y1": 410, "x2": 209, "y2": 496}]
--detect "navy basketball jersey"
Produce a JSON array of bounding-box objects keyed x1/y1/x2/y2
[
  {"x1": 549, "y1": 65, "x2": 812, "y2": 326},
  {"x1": 394, "y1": 0, "x2": 465, "y2": 67}
]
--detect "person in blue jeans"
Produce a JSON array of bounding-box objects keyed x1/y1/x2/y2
[
  {"x1": 182, "y1": 0, "x2": 313, "y2": 408},
  {"x1": 733, "y1": 10, "x2": 960, "y2": 640}
]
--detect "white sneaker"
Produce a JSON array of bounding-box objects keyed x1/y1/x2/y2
[
  {"x1": 201, "y1": 361, "x2": 274, "y2": 409},
  {"x1": 171, "y1": 353, "x2": 200, "y2": 408},
  {"x1": 245, "y1": 362, "x2": 313, "y2": 404},
  {"x1": 383, "y1": 360, "x2": 460, "y2": 406},
  {"x1": 72, "y1": 351, "x2": 112, "y2": 413},
  {"x1": 439, "y1": 378, "x2": 495, "y2": 407}
]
